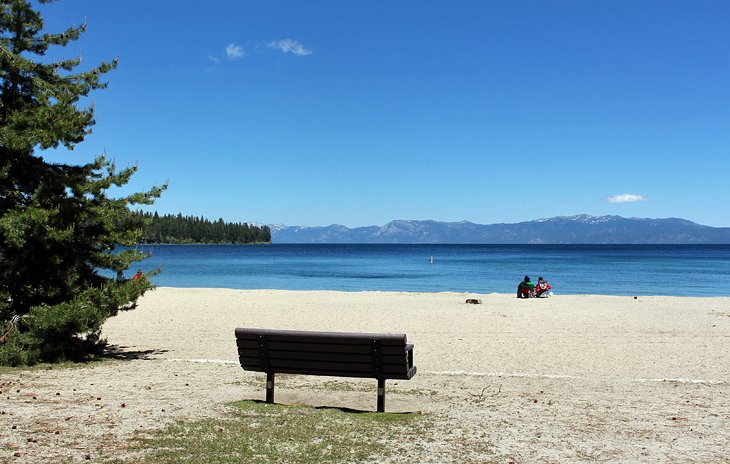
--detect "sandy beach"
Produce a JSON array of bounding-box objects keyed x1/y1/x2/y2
[{"x1": 1, "y1": 288, "x2": 729, "y2": 463}]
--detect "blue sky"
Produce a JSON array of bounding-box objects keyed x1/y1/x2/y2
[{"x1": 40, "y1": 1, "x2": 730, "y2": 227}]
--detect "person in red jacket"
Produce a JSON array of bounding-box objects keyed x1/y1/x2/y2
[{"x1": 535, "y1": 277, "x2": 552, "y2": 297}]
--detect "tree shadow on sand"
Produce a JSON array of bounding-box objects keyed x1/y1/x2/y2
[{"x1": 102, "y1": 344, "x2": 169, "y2": 361}]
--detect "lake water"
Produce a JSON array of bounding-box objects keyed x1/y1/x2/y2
[{"x1": 126, "y1": 244, "x2": 730, "y2": 297}]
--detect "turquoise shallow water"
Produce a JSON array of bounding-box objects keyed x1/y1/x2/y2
[{"x1": 124, "y1": 244, "x2": 730, "y2": 297}]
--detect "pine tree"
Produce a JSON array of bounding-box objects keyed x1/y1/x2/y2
[{"x1": 0, "y1": 0, "x2": 165, "y2": 365}]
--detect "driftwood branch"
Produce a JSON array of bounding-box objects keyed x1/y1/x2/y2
[{"x1": 469, "y1": 383, "x2": 502, "y2": 399}]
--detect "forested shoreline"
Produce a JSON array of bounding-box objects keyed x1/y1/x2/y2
[{"x1": 140, "y1": 213, "x2": 271, "y2": 244}]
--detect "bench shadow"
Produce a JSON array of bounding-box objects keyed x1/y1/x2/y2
[
  {"x1": 319, "y1": 406, "x2": 416, "y2": 415},
  {"x1": 245, "y1": 399, "x2": 414, "y2": 415},
  {"x1": 314, "y1": 405, "x2": 415, "y2": 414},
  {"x1": 102, "y1": 344, "x2": 169, "y2": 361}
]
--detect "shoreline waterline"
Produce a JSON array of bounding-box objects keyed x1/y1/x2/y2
[{"x1": 152, "y1": 286, "x2": 730, "y2": 299}]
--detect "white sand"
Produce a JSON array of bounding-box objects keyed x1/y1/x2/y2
[{"x1": 2, "y1": 288, "x2": 729, "y2": 462}]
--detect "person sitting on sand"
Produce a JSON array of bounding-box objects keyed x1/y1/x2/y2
[
  {"x1": 535, "y1": 277, "x2": 551, "y2": 297},
  {"x1": 517, "y1": 275, "x2": 535, "y2": 298}
]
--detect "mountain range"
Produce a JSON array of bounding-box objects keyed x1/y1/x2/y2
[{"x1": 270, "y1": 215, "x2": 730, "y2": 244}]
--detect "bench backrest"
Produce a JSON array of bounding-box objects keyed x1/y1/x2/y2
[{"x1": 235, "y1": 328, "x2": 415, "y2": 380}]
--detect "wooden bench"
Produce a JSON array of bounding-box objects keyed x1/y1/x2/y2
[{"x1": 235, "y1": 328, "x2": 417, "y2": 412}]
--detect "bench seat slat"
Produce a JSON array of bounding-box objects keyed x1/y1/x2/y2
[
  {"x1": 240, "y1": 358, "x2": 412, "y2": 375},
  {"x1": 236, "y1": 337, "x2": 407, "y2": 347},
  {"x1": 234, "y1": 328, "x2": 407, "y2": 346},
  {"x1": 239, "y1": 363, "x2": 417, "y2": 380},
  {"x1": 238, "y1": 357, "x2": 411, "y2": 373},
  {"x1": 238, "y1": 348, "x2": 408, "y2": 365}
]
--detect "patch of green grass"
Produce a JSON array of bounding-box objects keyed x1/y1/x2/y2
[
  {"x1": 119, "y1": 400, "x2": 429, "y2": 464},
  {"x1": 0, "y1": 358, "x2": 113, "y2": 374},
  {"x1": 0, "y1": 365, "x2": 17, "y2": 375}
]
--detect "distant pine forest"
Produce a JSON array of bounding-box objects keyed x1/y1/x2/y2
[{"x1": 139, "y1": 212, "x2": 271, "y2": 244}]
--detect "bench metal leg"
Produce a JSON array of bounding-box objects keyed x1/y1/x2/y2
[
  {"x1": 377, "y1": 378, "x2": 385, "y2": 412},
  {"x1": 266, "y1": 372, "x2": 275, "y2": 404}
]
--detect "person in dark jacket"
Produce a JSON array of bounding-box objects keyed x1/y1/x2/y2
[{"x1": 517, "y1": 275, "x2": 535, "y2": 298}]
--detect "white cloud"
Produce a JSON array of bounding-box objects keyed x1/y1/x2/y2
[
  {"x1": 267, "y1": 39, "x2": 312, "y2": 56},
  {"x1": 225, "y1": 43, "x2": 245, "y2": 60},
  {"x1": 606, "y1": 193, "x2": 647, "y2": 203},
  {"x1": 207, "y1": 54, "x2": 220, "y2": 64}
]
